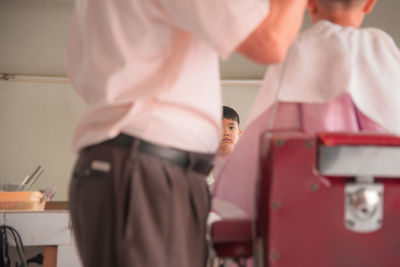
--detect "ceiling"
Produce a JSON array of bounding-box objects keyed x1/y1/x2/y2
[{"x1": 0, "y1": 0, "x2": 398, "y2": 80}]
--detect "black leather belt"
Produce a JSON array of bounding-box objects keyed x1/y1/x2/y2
[{"x1": 100, "y1": 134, "x2": 213, "y2": 175}]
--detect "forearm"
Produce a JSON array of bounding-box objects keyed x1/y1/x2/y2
[{"x1": 236, "y1": 0, "x2": 308, "y2": 64}]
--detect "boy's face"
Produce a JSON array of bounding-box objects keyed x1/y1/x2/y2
[{"x1": 217, "y1": 118, "x2": 242, "y2": 154}]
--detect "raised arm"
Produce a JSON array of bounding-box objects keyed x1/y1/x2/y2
[{"x1": 236, "y1": 0, "x2": 308, "y2": 64}]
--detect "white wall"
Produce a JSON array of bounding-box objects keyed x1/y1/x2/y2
[
  {"x1": 0, "y1": 80, "x2": 259, "y2": 200},
  {"x1": 1, "y1": 0, "x2": 399, "y2": 79},
  {"x1": 221, "y1": 82, "x2": 261, "y2": 126},
  {"x1": 0, "y1": 81, "x2": 84, "y2": 200}
]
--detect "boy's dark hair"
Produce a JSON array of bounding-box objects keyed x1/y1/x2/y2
[{"x1": 222, "y1": 106, "x2": 240, "y2": 125}]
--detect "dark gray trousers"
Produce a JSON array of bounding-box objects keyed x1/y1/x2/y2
[{"x1": 69, "y1": 137, "x2": 213, "y2": 267}]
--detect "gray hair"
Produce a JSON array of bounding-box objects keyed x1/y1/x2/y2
[{"x1": 318, "y1": 0, "x2": 366, "y2": 8}]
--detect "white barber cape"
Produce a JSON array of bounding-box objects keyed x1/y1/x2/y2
[
  {"x1": 249, "y1": 20, "x2": 400, "y2": 131},
  {"x1": 212, "y1": 20, "x2": 400, "y2": 217}
]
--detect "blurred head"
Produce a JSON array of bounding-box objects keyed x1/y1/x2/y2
[
  {"x1": 307, "y1": 0, "x2": 377, "y2": 27},
  {"x1": 217, "y1": 106, "x2": 242, "y2": 154}
]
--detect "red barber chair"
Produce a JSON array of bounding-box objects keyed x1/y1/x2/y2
[
  {"x1": 211, "y1": 218, "x2": 252, "y2": 267},
  {"x1": 211, "y1": 132, "x2": 400, "y2": 267}
]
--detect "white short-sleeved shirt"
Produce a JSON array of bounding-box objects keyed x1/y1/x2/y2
[
  {"x1": 66, "y1": 0, "x2": 269, "y2": 152},
  {"x1": 247, "y1": 20, "x2": 400, "y2": 133}
]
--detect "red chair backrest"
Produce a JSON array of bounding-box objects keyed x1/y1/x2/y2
[{"x1": 254, "y1": 131, "x2": 400, "y2": 267}]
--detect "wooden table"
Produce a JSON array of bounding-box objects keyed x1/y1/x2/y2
[{"x1": 1, "y1": 202, "x2": 82, "y2": 267}]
